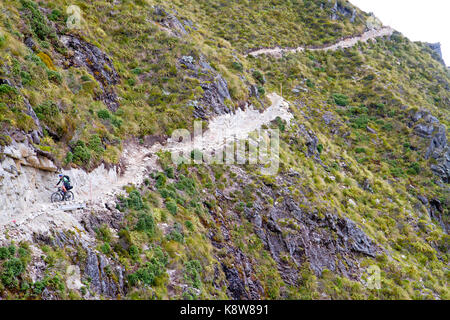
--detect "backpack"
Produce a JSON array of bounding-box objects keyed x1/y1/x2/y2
[{"x1": 63, "y1": 175, "x2": 72, "y2": 189}]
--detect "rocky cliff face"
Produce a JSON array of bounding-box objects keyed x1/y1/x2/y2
[
  {"x1": 179, "y1": 55, "x2": 232, "y2": 119},
  {"x1": 0, "y1": 139, "x2": 56, "y2": 219},
  {"x1": 59, "y1": 35, "x2": 120, "y2": 112},
  {"x1": 408, "y1": 109, "x2": 449, "y2": 184},
  {"x1": 426, "y1": 42, "x2": 445, "y2": 65},
  {"x1": 0, "y1": 0, "x2": 448, "y2": 300}
]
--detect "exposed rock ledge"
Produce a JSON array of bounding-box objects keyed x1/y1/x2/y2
[{"x1": 1, "y1": 141, "x2": 57, "y2": 172}]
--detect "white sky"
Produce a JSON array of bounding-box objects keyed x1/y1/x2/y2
[{"x1": 349, "y1": 0, "x2": 450, "y2": 66}]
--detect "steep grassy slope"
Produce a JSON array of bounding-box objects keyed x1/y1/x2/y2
[
  {"x1": 164, "y1": 0, "x2": 369, "y2": 50},
  {"x1": 0, "y1": 0, "x2": 448, "y2": 300}
]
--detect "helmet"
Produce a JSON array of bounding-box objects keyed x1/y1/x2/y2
[{"x1": 58, "y1": 174, "x2": 63, "y2": 177}]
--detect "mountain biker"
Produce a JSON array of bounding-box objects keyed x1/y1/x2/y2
[{"x1": 55, "y1": 174, "x2": 72, "y2": 198}]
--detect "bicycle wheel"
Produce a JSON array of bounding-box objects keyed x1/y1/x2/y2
[
  {"x1": 64, "y1": 191, "x2": 74, "y2": 201},
  {"x1": 51, "y1": 192, "x2": 62, "y2": 203}
]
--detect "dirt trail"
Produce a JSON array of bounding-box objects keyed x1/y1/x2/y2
[
  {"x1": 0, "y1": 142, "x2": 162, "y2": 242},
  {"x1": 166, "y1": 92, "x2": 292, "y2": 153},
  {"x1": 0, "y1": 93, "x2": 292, "y2": 240},
  {"x1": 246, "y1": 27, "x2": 394, "y2": 58}
]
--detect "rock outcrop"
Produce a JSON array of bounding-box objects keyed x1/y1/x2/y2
[
  {"x1": 0, "y1": 139, "x2": 57, "y2": 221},
  {"x1": 425, "y1": 42, "x2": 446, "y2": 65},
  {"x1": 153, "y1": 6, "x2": 188, "y2": 36},
  {"x1": 33, "y1": 229, "x2": 126, "y2": 298},
  {"x1": 59, "y1": 35, "x2": 120, "y2": 111},
  {"x1": 255, "y1": 196, "x2": 377, "y2": 282},
  {"x1": 212, "y1": 167, "x2": 378, "y2": 293},
  {"x1": 330, "y1": 0, "x2": 357, "y2": 23},
  {"x1": 178, "y1": 55, "x2": 232, "y2": 119},
  {"x1": 408, "y1": 109, "x2": 449, "y2": 183},
  {"x1": 2, "y1": 142, "x2": 56, "y2": 172}
]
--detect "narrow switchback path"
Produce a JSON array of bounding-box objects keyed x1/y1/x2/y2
[{"x1": 246, "y1": 27, "x2": 394, "y2": 58}]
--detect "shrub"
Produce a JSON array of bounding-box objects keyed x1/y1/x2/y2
[
  {"x1": 0, "y1": 35, "x2": 5, "y2": 48},
  {"x1": 127, "y1": 78, "x2": 136, "y2": 86},
  {"x1": 166, "y1": 199, "x2": 177, "y2": 215},
  {"x1": 333, "y1": 93, "x2": 349, "y2": 106},
  {"x1": 166, "y1": 222, "x2": 184, "y2": 243},
  {"x1": 166, "y1": 229, "x2": 184, "y2": 243},
  {"x1": 81, "y1": 75, "x2": 91, "y2": 82},
  {"x1": 0, "y1": 247, "x2": 12, "y2": 260},
  {"x1": 0, "y1": 84, "x2": 18, "y2": 97},
  {"x1": 131, "y1": 67, "x2": 143, "y2": 75},
  {"x1": 47, "y1": 70, "x2": 62, "y2": 83},
  {"x1": 317, "y1": 144, "x2": 323, "y2": 154},
  {"x1": 48, "y1": 9, "x2": 62, "y2": 21},
  {"x1": 95, "y1": 224, "x2": 112, "y2": 243},
  {"x1": 252, "y1": 70, "x2": 265, "y2": 84},
  {"x1": 373, "y1": 102, "x2": 385, "y2": 113},
  {"x1": 33, "y1": 101, "x2": 59, "y2": 120},
  {"x1": 135, "y1": 212, "x2": 155, "y2": 236},
  {"x1": 8, "y1": 245, "x2": 16, "y2": 256},
  {"x1": 387, "y1": 110, "x2": 396, "y2": 117},
  {"x1": 382, "y1": 122, "x2": 393, "y2": 131},
  {"x1": 64, "y1": 151, "x2": 73, "y2": 164},
  {"x1": 306, "y1": 79, "x2": 315, "y2": 88},
  {"x1": 165, "y1": 167, "x2": 175, "y2": 179},
  {"x1": 158, "y1": 187, "x2": 176, "y2": 200},
  {"x1": 18, "y1": 247, "x2": 28, "y2": 258},
  {"x1": 111, "y1": 116, "x2": 123, "y2": 128},
  {"x1": 129, "y1": 245, "x2": 139, "y2": 260},
  {"x1": 351, "y1": 115, "x2": 369, "y2": 129},
  {"x1": 1, "y1": 258, "x2": 25, "y2": 288},
  {"x1": 87, "y1": 134, "x2": 104, "y2": 154},
  {"x1": 97, "y1": 109, "x2": 111, "y2": 120},
  {"x1": 32, "y1": 279, "x2": 47, "y2": 294},
  {"x1": 32, "y1": 276, "x2": 64, "y2": 295},
  {"x1": 184, "y1": 260, "x2": 202, "y2": 289},
  {"x1": 155, "y1": 172, "x2": 167, "y2": 188},
  {"x1": 20, "y1": 71, "x2": 32, "y2": 85},
  {"x1": 190, "y1": 149, "x2": 203, "y2": 161},
  {"x1": 21, "y1": 0, "x2": 56, "y2": 40},
  {"x1": 232, "y1": 61, "x2": 243, "y2": 72},
  {"x1": 257, "y1": 85, "x2": 265, "y2": 95},
  {"x1": 275, "y1": 116, "x2": 285, "y2": 132},
  {"x1": 175, "y1": 175, "x2": 196, "y2": 196},
  {"x1": 100, "y1": 243, "x2": 111, "y2": 254},
  {"x1": 128, "y1": 246, "x2": 168, "y2": 286},
  {"x1": 72, "y1": 140, "x2": 91, "y2": 165},
  {"x1": 184, "y1": 221, "x2": 194, "y2": 231},
  {"x1": 126, "y1": 190, "x2": 144, "y2": 210},
  {"x1": 390, "y1": 167, "x2": 404, "y2": 178},
  {"x1": 407, "y1": 162, "x2": 420, "y2": 175}
]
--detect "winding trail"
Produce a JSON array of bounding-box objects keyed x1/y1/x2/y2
[
  {"x1": 246, "y1": 27, "x2": 394, "y2": 58},
  {"x1": 166, "y1": 93, "x2": 292, "y2": 153},
  {"x1": 0, "y1": 93, "x2": 292, "y2": 242},
  {"x1": 0, "y1": 27, "x2": 395, "y2": 241}
]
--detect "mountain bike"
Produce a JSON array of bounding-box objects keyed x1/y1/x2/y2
[{"x1": 51, "y1": 187, "x2": 74, "y2": 203}]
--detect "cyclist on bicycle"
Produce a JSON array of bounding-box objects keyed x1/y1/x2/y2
[{"x1": 55, "y1": 174, "x2": 72, "y2": 198}]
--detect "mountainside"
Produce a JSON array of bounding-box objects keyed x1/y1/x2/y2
[{"x1": 0, "y1": 0, "x2": 448, "y2": 300}]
